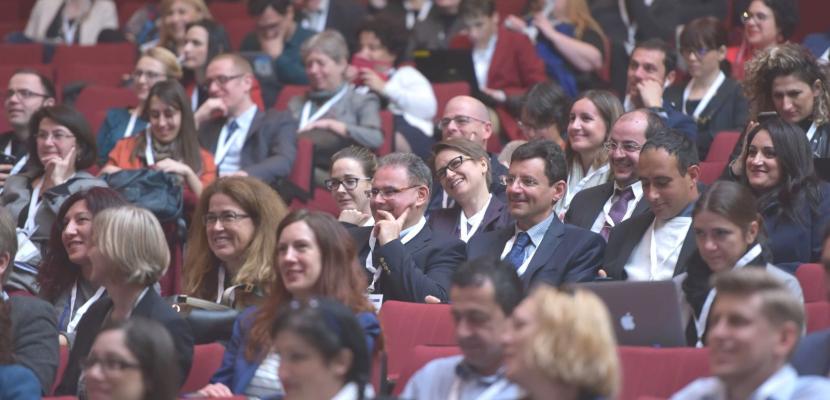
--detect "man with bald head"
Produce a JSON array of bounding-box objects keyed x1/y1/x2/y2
[{"x1": 564, "y1": 109, "x2": 664, "y2": 239}]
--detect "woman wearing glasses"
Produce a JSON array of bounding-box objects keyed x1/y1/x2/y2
[
  {"x1": 429, "y1": 138, "x2": 511, "y2": 242},
  {"x1": 183, "y1": 176, "x2": 288, "y2": 309},
  {"x1": 727, "y1": 0, "x2": 798, "y2": 80},
  {"x1": 96, "y1": 47, "x2": 183, "y2": 164},
  {"x1": 665, "y1": 17, "x2": 749, "y2": 159},
  {"x1": 327, "y1": 146, "x2": 377, "y2": 227}
]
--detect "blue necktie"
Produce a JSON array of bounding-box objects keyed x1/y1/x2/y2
[
  {"x1": 505, "y1": 232, "x2": 531, "y2": 270},
  {"x1": 224, "y1": 120, "x2": 239, "y2": 144}
]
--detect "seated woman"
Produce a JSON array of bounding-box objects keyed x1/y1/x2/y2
[
  {"x1": 503, "y1": 285, "x2": 620, "y2": 400},
  {"x1": 354, "y1": 16, "x2": 438, "y2": 160},
  {"x1": 196, "y1": 210, "x2": 380, "y2": 398},
  {"x1": 183, "y1": 176, "x2": 289, "y2": 309},
  {"x1": 97, "y1": 47, "x2": 183, "y2": 164},
  {"x1": 736, "y1": 118, "x2": 830, "y2": 269},
  {"x1": 23, "y1": 0, "x2": 118, "y2": 45},
  {"x1": 36, "y1": 187, "x2": 128, "y2": 347},
  {"x1": 157, "y1": 0, "x2": 212, "y2": 52},
  {"x1": 101, "y1": 79, "x2": 216, "y2": 208},
  {"x1": 727, "y1": 0, "x2": 798, "y2": 80},
  {"x1": 327, "y1": 146, "x2": 376, "y2": 227},
  {"x1": 429, "y1": 138, "x2": 511, "y2": 242},
  {"x1": 289, "y1": 30, "x2": 383, "y2": 176},
  {"x1": 272, "y1": 298, "x2": 372, "y2": 400},
  {"x1": 83, "y1": 318, "x2": 180, "y2": 400},
  {"x1": 681, "y1": 181, "x2": 803, "y2": 347},
  {"x1": 180, "y1": 19, "x2": 231, "y2": 111},
  {"x1": 665, "y1": 17, "x2": 749, "y2": 159},
  {"x1": 0, "y1": 293, "x2": 42, "y2": 400},
  {"x1": 55, "y1": 206, "x2": 194, "y2": 396},
  {"x1": 1, "y1": 105, "x2": 104, "y2": 268},
  {"x1": 554, "y1": 89, "x2": 622, "y2": 216}
]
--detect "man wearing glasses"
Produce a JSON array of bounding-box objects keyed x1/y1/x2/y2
[
  {"x1": 1, "y1": 69, "x2": 56, "y2": 188},
  {"x1": 565, "y1": 109, "x2": 663, "y2": 239},
  {"x1": 467, "y1": 140, "x2": 604, "y2": 289},
  {"x1": 348, "y1": 152, "x2": 466, "y2": 303},
  {"x1": 196, "y1": 53, "x2": 297, "y2": 188}
]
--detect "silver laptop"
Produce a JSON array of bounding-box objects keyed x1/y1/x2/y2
[{"x1": 576, "y1": 280, "x2": 687, "y2": 347}]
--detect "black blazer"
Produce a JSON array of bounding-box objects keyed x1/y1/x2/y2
[
  {"x1": 323, "y1": 0, "x2": 367, "y2": 52},
  {"x1": 198, "y1": 109, "x2": 297, "y2": 188},
  {"x1": 467, "y1": 218, "x2": 605, "y2": 289},
  {"x1": 665, "y1": 77, "x2": 749, "y2": 159},
  {"x1": 602, "y1": 210, "x2": 697, "y2": 280},
  {"x1": 428, "y1": 195, "x2": 512, "y2": 240},
  {"x1": 56, "y1": 289, "x2": 194, "y2": 396},
  {"x1": 793, "y1": 328, "x2": 830, "y2": 376},
  {"x1": 9, "y1": 296, "x2": 59, "y2": 394},
  {"x1": 564, "y1": 181, "x2": 650, "y2": 231},
  {"x1": 349, "y1": 224, "x2": 467, "y2": 303}
]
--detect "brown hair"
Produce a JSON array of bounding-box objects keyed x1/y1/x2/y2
[
  {"x1": 713, "y1": 268, "x2": 805, "y2": 333},
  {"x1": 25, "y1": 105, "x2": 97, "y2": 177},
  {"x1": 430, "y1": 137, "x2": 492, "y2": 187},
  {"x1": 566, "y1": 90, "x2": 623, "y2": 170}
]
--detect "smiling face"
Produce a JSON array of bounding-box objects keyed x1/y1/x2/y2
[
  {"x1": 501, "y1": 297, "x2": 538, "y2": 383},
  {"x1": 369, "y1": 165, "x2": 427, "y2": 228},
  {"x1": 505, "y1": 158, "x2": 564, "y2": 230},
  {"x1": 164, "y1": 0, "x2": 203, "y2": 43},
  {"x1": 84, "y1": 330, "x2": 144, "y2": 400},
  {"x1": 694, "y1": 210, "x2": 758, "y2": 273},
  {"x1": 330, "y1": 157, "x2": 373, "y2": 213},
  {"x1": 5, "y1": 72, "x2": 53, "y2": 130},
  {"x1": 277, "y1": 221, "x2": 323, "y2": 299},
  {"x1": 276, "y1": 329, "x2": 349, "y2": 400},
  {"x1": 451, "y1": 280, "x2": 509, "y2": 375},
  {"x1": 464, "y1": 13, "x2": 498, "y2": 49},
  {"x1": 205, "y1": 58, "x2": 253, "y2": 115},
  {"x1": 434, "y1": 149, "x2": 488, "y2": 204},
  {"x1": 205, "y1": 193, "x2": 256, "y2": 266},
  {"x1": 181, "y1": 25, "x2": 209, "y2": 70},
  {"x1": 36, "y1": 117, "x2": 77, "y2": 166},
  {"x1": 743, "y1": 0, "x2": 780, "y2": 49},
  {"x1": 627, "y1": 48, "x2": 670, "y2": 99},
  {"x1": 771, "y1": 74, "x2": 819, "y2": 124},
  {"x1": 357, "y1": 31, "x2": 396, "y2": 65},
  {"x1": 745, "y1": 130, "x2": 781, "y2": 192},
  {"x1": 441, "y1": 98, "x2": 493, "y2": 148},
  {"x1": 147, "y1": 96, "x2": 181, "y2": 144},
  {"x1": 62, "y1": 200, "x2": 94, "y2": 268},
  {"x1": 305, "y1": 50, "x2": 347, "y2": 92},
  {"x1": 567, "y1": 98, "x2": 608, "y2": 157},
  {"x1": 638, "y1": 148, "x2": 699, "y2": 221},
  {"x1": 607, "y1": 113, "x2": 648, "y2": 187},
  {"x1": 133, "y1": 57, "x2": 168, "y2": 101}
]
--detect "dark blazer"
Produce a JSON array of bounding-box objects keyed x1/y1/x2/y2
[
  {"x1": 349, "y1": 224, "x2": 467, "y2": 303},
  {"x1": 56, "y1": 289, "x2": 194, "y2": 396},
  {"x1": 803, "y1": 32, "x2": 830, "y2": 59},
  {"x1": 467, "y1": 218, "x2": 605, "y2": 288},
  {"x1": 408, "y1": 7, "x2": 465, "y2": 53},
  {"x1": 793, "y1": 328, "x2": 830, "y2": 376},
  {"x1": 9, "y1": 296, "x2": 59, "y2": 394},
  {"x1": 564, "y1": 181, "x2": 650, "y2": 231},
  {"x1": 665, "y1": 77, "x2": 749, "y2": 159},
  {"x1": 602, "y1": 210, "x2": 697, "y2": 280},
  {"x1": 659, "y1": 98, "x2": 699, "y2": 144},
  {"x1": 198, "y1": 109, "x2": 297, "y2": 187},
  {"x1": 428, "y1": 195, "x2": 512, "y2": 240},
  {"x1": 323, "y1": 0, "x2": 367, "y2": 52},
  {"x1": 761, "y1": 182, "x2": 830, "y2": 271}
]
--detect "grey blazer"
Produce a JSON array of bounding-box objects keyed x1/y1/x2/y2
[{"x1": 287, "y1": 85, "x2": 383, "y2": 150}]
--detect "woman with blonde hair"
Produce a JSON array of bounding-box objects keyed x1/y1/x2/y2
[
  {"x1": 183, "y1": 176, "x2": 289, "y2": 309},
  {"x1": 503, "y1": 285, "x2": 619, "y2": 400},
  {"x1": 158, "y1": 0, "x2": 211, "y2": 52}
]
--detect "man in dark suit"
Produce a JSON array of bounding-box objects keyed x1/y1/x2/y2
[
  {"x1": 293, "y1": 0, "x2": 367, "y2": 52},
  {"x1": 0, "y1": 207, "x2": 58, "y2": 395},
  {"x1": 349, "y1": 152, "x2": 466, "y2": 303},
  {"x1": 408, "y1": 0, "x2": 465, "y2": 53},
  {"x1": 602, "y1": 131, "x2": 701, "y2": 280},
  {"x1": 196, "y1": 54, "x2": 297, "y2": 188},
  {"x1": 467, "y1": 140, "x2": 605, "y2": 289},
  {"x1": 565, "y1": 109, "x2": 664, "y2": 237}
]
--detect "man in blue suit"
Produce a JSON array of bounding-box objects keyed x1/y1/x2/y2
[{"x1": 467, "y1": 140, "x2": 605, "y2": 288}]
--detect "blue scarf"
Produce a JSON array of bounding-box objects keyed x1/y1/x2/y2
[{"x1": 535, "y1": 22, "x2": 579, "y2": 97}]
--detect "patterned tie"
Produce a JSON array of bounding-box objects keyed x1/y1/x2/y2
[
  {"x1": 224, "y1": 120, "x2": 239, "y2": 144},
  {"x1": 600, "y1": 187, "x2": 635, "y2": 240},
  {"x1": 504, "y1": 232, "x2": 532, "y2": 270}
]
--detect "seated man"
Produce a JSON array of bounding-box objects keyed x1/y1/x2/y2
[
  {"x1": 196, "y1": 54, "x2": 297, "y2": 187},
  {"x1": 468, "y1": 140, "x2": 605, "y2": 288},
  {"x1": 0, "y1": 207, "x2": 59, "y2": 395},
  {"x1": 292, "y1": 0, "x2": 366, "y2": 51},
  {"x1": 401, "y1": 258, "x2": 522, "y2": 399},
  {"x1": 565, "y1": 109, "x2": 664, "y2": 239},
  {"x1": 408, "y1": 0, "x2": 465, "y2": 52},
  {"x1": 672, "y1": 268, "x2": 830, "y2": 399},
  {"x1": 603, "y1": 130, "x2": 701, "y2": 280},
  {"x1": 791, "y1": 226, "x2": 830, "y2": 376},
  {"x1": 348, "y1": 152, "x2": 466, "y2": 303}
]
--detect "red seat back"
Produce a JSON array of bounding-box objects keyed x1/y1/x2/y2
[
  {"x1": 618, "y1": 346, "x2": 710, "y2": 400},
  {"x1": 698, "y1": 161, "x2": 726, "y2": 185},
  {"x1": 57, "y1": 63, "x2": 130, "y2": 88},
  {"x1": 208, "y1": 2, "x2": 252, "y2": 28},
  {"x1": 0, "y1": 44, "x2": 43, "y2": 65},
  {"x1": 705, "y1": 131, "x2": 740, "y2": 162},
  {"x1": 289, "y1": 187, "x2": 340, "y2": 217},
  {"x1": 806, "y1": 302, "x2": 830, "y2": 333},
  {"x1": 377, "y1": 110, "x2": 394, "y2": 156},
  {"x1": 225, "y1": 18, "x2": 255, "y2": 50},
  {"x1": 180, "y1": 343, "x2": 226, "y2": 394},
  {"x1": 274, "y1": 84, "x2": 308, "y2": 111},
  {"x1": 74, "y1": 86, "x2": 138, "y2": 132},
  {"x1": 51, "y1": 43, "x2": 136, "y2": 68},
  {"x1": 797, "y1": 263, "x2": 828, "y2": 303},
  {"x1": 50, "y1": 345, "x2": 69, "y2": 395},
  {"x1": 287, "y1": 136, "x2": 315, "y2": 198},
  {"x1": 395, "y1": 345, "x2": 462, "y2": 395},
  {"x1": 431, "y1": 82, "x2": 470, "y2": 118}
]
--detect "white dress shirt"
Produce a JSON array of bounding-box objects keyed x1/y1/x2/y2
[
  {"x1": 671, "y1": 365, "x2": 830, "y2": 400},
  {"x1": 217, "y1": 105, "x2": 257, "y2": 176},
  {"x1": 623, "y1": 212, "x2": 692, "y2": 281},
  {"x1": 472, "y1": 35, "x2": 497, "y2": 89}
]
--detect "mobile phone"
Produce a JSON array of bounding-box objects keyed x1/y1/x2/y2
[
  {"x1": 757, "y1": 111, "x2": 778, "y2": 122},
  {"x1": 0, "y1": 153, "x2": 17, "y2": 165}
]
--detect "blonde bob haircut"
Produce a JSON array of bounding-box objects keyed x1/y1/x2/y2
[
  {"x1": 522, "y1": 286, "x2": 620, "y2": 398},
  {"x1": 143, "y1": 47, "x2": 183, "y2": 80},
  {"x1": 93, "y1": 206, "x2": 169, "y2": 287}
]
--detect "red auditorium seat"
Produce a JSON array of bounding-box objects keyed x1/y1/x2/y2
[
  {"x1": 806, "y1": 302, "x2": 830, "y2": 333},
  {"x1": 118, "y1": 1, "x2": 148, "y2": 27},
  {"x1": 797, "y1": 263, "x2": 828, "y2": 303},
  {"x1": 74, "y1": 86, "x2": 138, "y2": 132},
  {"x1": 617, "y1": 346, "x2": 710, "y2": 400},
  {"x1": 705, "y1": 131, "x2": 740, "y2": 163},
  {"x1": 431, "y1": 81, "x2": 470, "y2": 119},
  {"x1": 51, "y1": 43, "x2": 136, "y2": 68},
  {"x1": 57, "y1": 63, "x2": 130, "y2": 88},
  {"x1": 180, "y1": 342, "x2": 226, "y2": 394},
  {"x1": 377, "y1": 110, "x2": 394, "y2": 156},
  {"x1": 225, "y1": 18, "x2": 255, "y2": 50},
  {"x1": 0, "y1": 43, "x2": 43, "y2": 65},
  {"x1": 698, "y1": 161, "x2": 726, "y2": 185},
  {"x1": 208, "y1": 1, "x2": 253, "y2": 28},
  {"x1": 274, "y1": 84, "x2": 308, "y2": 111},
  {"x1": 791, "y1": 0, "x2": 824, "y2": 43},
  {"x1": 495, "y1": 0, "x2": 528, "y2": 18},
  {"x1": 285, "y1": 136, "x2": 315, "y2": 201},
  {"x1": 290, "y1": 187, "x2": 341, "y2": 216},
  {"x1": 395, "y1": 345, "x2": 462, "y2": 395}
]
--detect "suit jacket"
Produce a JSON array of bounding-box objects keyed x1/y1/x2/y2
[
  {"x1": 564, "y1": 181, "x2": 650, "y2": 231},
  {"x1": 467, "y1": 218, "x2": 606, "y2": 289},
  {"x1": 56, "y1": 289, "x2": 194, "y2": 396},
  {"x1": 199, "y1": 109, "x2": 297, "y2": 187},
  {"x1": 803, "y1": 32, "x2": 830, "y2": 59},
  {"x1": 408, "y1": 7, "x2": 465, "y2": 53},
  {"x1": 349, "y1": 224, "x2": 467, "y2": 302},
  {"x1": 428, "y1": 195, "x2": 512, "y2": 240},
  {"x1": 761, "y1": 182, "x2": 830, "y2": 271},
  {"x1": 323, "y1": 0, "x2": 367, "y2": 52},
  {"x1": 602, "y1": 210, "x2": 697, "y2": 280},
  {"x1": 793, "y1": 328, "x2": 830, "y2": 376},
  {"x1": 9, "y1": 295, "x2": 59, "y2": 394}
]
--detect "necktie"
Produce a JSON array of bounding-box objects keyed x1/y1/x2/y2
[
  {"x1": 505, "y1": 232, "x2": 531, "y2": 270},
  {"x1": 600, "y1": 187, "x2": 635, "y2": 240},
  {"x1": 224, "y1": 120, "x2": 239, "y2": 144}
]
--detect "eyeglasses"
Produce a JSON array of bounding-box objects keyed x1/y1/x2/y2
[
  {"x1": 603, "y1": 140, "x2": 642, "y2": 153},
  {"x1": 499, "y1": 175, "x2": 540, "y2": 188},
  {"x1": 435, "y1": 155, "x2": 472, "y2": 179},
  {"x1": 204, "y1": 211, "x2": 250, "y2": 226},
  {"x1": 680, "y1": 47, "x2": 712, "y2": 59},
  {"x1": 82, "y1": 355, "x2": 140, "y2": 373},
  {"x1": 5, "y1": 88, "x2": 50, "y2": 101},
  {"x1": 438, "y1": 115, "x2": 489, "y2": 130},
  {"x1": 365, "y1": 185, "x2": 420, "y2": 200},
  {"x1": 203, "y1": 74, "x2": 244, "y2": 89},
  {"x1": 324, "y1": 177, "x2": 371, "y2": 191},
  {"x1": 35, "y1": 131, "x2": 75, "y2": 142},
  {"x1": 740, "y1": 10, "x2": 770, "y2": 24},
  {"x1": 131, "y1": 69, "x2": 164, "y2": 81}
]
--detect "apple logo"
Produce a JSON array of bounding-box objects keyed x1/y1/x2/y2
[{"x1": 620, "y1": 312, "x2": 636, "y2": 331}]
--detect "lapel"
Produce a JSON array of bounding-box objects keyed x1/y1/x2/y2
[
  {"x1": 697, "y1": 79, "x2": 734, "y2": 121},
  {"x1": 203, "y1": 119, "x2": 224, "y2": 153},
  {"x1": 522, "y1": 218, "x2": 565, "y2": 283},
  {"x1": 350, "y1": 226, "x2": 373, "y2": 265},
  {"x1": 608, "y1": 211, "x2": 655, "y2": 279},
  {"x1": 404, "y1": 224, "x2": 431, "y2": 256},
  {"x1": 481, "y1": 195, "x2": 507, "y2": 231},
  {"x1": 630, "y1": 197, "x2": 650, "y2": 218},
  {"x1": 486, "y1": 28, "x2": 508, "y2": 85},
  {"x1": 673, "y1": 225, "x2": 698, "y2": 277},
  {"x1": 432, "y1": 206, "x2": 462, "y2": 237},
  {"x1": 578, "y1": 182, "x2": 615, "y2": 226},
  {"x1": 244, "y1": 109, "x2": 264, "y2": 144}
]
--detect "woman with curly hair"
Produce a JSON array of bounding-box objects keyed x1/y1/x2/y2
[{"x1": 727, "y1": 0, "x2": 799, "y2": 80}]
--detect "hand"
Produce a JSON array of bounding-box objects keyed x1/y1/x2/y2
[
  {"x1": 260, "y1": 35, "x2": 285, "y2": 59},
  {"x1": 597, "y1": 269, "x2": 608, "y2": 278},
  {"x1": 504, "y1": 15, "x2": 528, "y2": 32},
  {"x1": 731, "y1": 121, "x2": 758, "y2": 177},
  {"x1": 373, "y1": 208, "x2": 410, "y2": 246},
  {"x1": 339, "y1": 209, "x2": 371, "y2": 225},
  {"x1": 196, "y1": 382, "x2": 233, "y2": 398},
  {"x1": 481, "y1": 87, "x2": 507, "y2": 103},
  {"x1": 635, "y1": 79, "x2": 665, "y2": 108},
  {"x1": 43, "y1": 146, "x2": 76, "y2": 189},
  {"x1": 424, "y1": 295, "x2": 441, "y2": 304},
  {"x1": 359, "y1": 69, "x2": 386, "y2": 93},
  {"x1": 58, "y1": 334, "x2": 68, "y2": 347},
  {"x1": 152, "y1": 158, "x2": 190, "y2": 177},
  {"x1": 194, "y1": 97, "x2": 228, "y2": 127},
  {"x1": 300, "y1": 118, "x2": 348, "y2": 136},
  {"x1": 532, "y1": 12, "x2": 554, "y2": 34},
  {"x1": 0, "y1": 164, "x2": 12, "y2": 187}
]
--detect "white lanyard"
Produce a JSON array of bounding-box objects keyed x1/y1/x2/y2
[
  {"x1": 806, "y1": 121, "x2": 818, "y2": 142},
  {"x1": 66, "y1": 284, "x2": 106, "y2": 334},
  {"x1": 3, "y1": 141, "x2": 28, "y2": 175},
  {"x1": 366, "y1": 217, "x2": 425, "y2": 292},
  {"x1": 566, "y1": 163, "x2": 609, "y2": 206},
  {"x1": 122, "y1": 112, "x2": 139, "y2": 139},
  {"x1": 694, "y1": 244, "x2": 762, "y2": 347},
  {"x1": 214, "y1": 120, "x2": 245, "y2": 166},
  {"x1": 648, "y1": 219, "x2": 686, "y2": 279},
  {"x1": 143, "y1": 130, "x2": 156, "y2": 166},
  {"x1": 62, "y1": 17, "x2": 79, "y2": 44},
  {"x1": 448, "y1": 375, "x2": 510, "y2": 400},
  {"x1": 23, "y1": 179, "x2": 45, "y2": 234},
  {"x1": 682, "y1": 71, "x2": 726, "y2": 120},
  {"x1": 216, "y1": 266, "x2": 226, "y2": 303},
  {"x1": 459, "y1": 195, "x2": 491, "y2": 242},
  {"x1": 299, "y1": 86, "x2": 348, "y2": 130},
  {"x1": 190, "y1": 89, "x2": 199, "y2": 111}
]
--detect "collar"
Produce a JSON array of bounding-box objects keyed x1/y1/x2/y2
[
  {"x1": 663, "y1": 200, "x2": 695, "y2": 221},
  {"x1": 473, "y1": 35, "x2": 497, "y2": 57},
  {"x1": 399, "y1": 216, "x2": 427, "y2": 244},
  {"x1": 750, "y1": 364, "x2": 799, "y2": 399},
  {"x1": 614, "y1": 180, "x2": 643, "y2": 199},
  {"x1": 309, "y1": 83, "x2": 348, "y2": 101},
  {"x1": 230, "y1": 104, "x2": 258, "y2": 134},
  {"x1": 455, "y1": 358, "x2": 507, "y2": 385},
  {"x1": 463, "y1": 193, "x2": 492, "y2": 222},
  {"x1": 515, "y1": 211, "x2": 556, "y2": 247},
  {"x1": 308, "y1": 0, "x2": 329, "y2": 13}
]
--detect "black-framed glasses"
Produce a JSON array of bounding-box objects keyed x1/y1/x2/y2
[
  {"x1": 435, "y1": 155, "x2": 472, "y2": 179},
  {"x1": 204, "y1": 211, "x2": 250, "y2": 226},
  {"x1": 499, "y1": 175, "x2": 540, "y2": 188},
  {"x1": 438, "y1": 115, "x2": 489, "y2": 130},
  {"x1": 365, "y1": 185, "x2": 420, "y2": 200},
  {"x1": 324, "y1": 177, "x2": 371, "y2": 191},
  {"x1": 82, "y1": 355, "x2": 140, "y2": 372},
  {"x1": 203, "y1": 74, "x2": 244, "y2": 89},
  {"x1": 5, "y1": 88, "x2": 50, "y2": 101},
  {"x1": 603, "y1": 140, "x2": 642, "y2": 153},
  {"x1": 740, "y1": 10, "x2": 770, "y2": 23}
]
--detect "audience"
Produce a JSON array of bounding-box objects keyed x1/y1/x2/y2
[
  {"x1": 157, "y1": 0, "x2": 211, "y2": 53},
  {"x1": 327, "y1": 146, "x2": 376, "y2": 226},
  {"x1": 292, "y1": 0, "x2": 367, "y2": 52},
  {"x1": 0, "y1": 288, "x2": 42, "y2": 399},
  {"x1": 180, "y1": 19, "x2": 231, "y2": 111},
  {"x1": 183, "y1": 177, "x2": 289, "y2": 309},
  {"x1": 409, "y1": 0, "x2": 464, "y2": 52},
  {"x1": 517, "y1": 81, "x2": 570, "y2": 148},
  {"x1": 503, "y1": 285, "x2": 620, "y2": 400},
  {"x1": 402, "y1": 258, "x2": 523, "y2": 399},
  {"x1": 24, "y1": 0, "x2": 118, "y2": 45},
  {"x1": 467, "y1": 140, "x2": 605, "y2": 288},
  {"x1": 603, "y1": 131, "x2": 701, "y2": 281},
  {"x1": 727, "y1": 0, "x2": 799, "y2": 81},
  {"x1": 376, "y1": 0, "x2": 433, "y2": 31}
]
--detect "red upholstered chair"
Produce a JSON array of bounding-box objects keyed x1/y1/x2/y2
[
  {"x1": 273, "y1": 84, "x2": 308, "y2": 111},
  {"x1": 431, "y1": 82, "x2": 470, "y2": 120},
  {"x1": 51, "y1": 43, "x2": 137, "y2": 68},
  {"x1": 225, "y1": 18, "x2": 255, "y2": 50},
  {"x1": 208, "y1": 2, "x2": 252, "y2": 27},
  {"x1": 56, "y1": 63, "x2": 130, "y2": 88},
  {"x1": 797, "y1": 263, "x2": 828, "y2": 303},
  {"x1": 0, "y1": 44, "x2": 43, "y2": 65},
  {"x1": 74, "y1": 86, "x2": 138, "y2": 133},
  {"x1": 117, "y1": 1, "x2": 148, "y2": 26},
  {"x1": 806, "y1": 302, "x2": 830, "y2": 333},
  {"x1": 289, "y1": 187, "x2": 340, "y2": 216},
  {"x1": 617, "y1": 346, "x2": 710, "y2": 400},
  {"x1": 698, "y1": 161, "x2": 727, "y2": 185},
  {"x1": 495, "y1": 0, "x2": 528, "y2": 18},
  {"x1": 180, "y1": 343, "x2": 226, "y2": 394},
  {"x1": 705, "y1": 131, "x2": 740, "y2": 162},
  {"x1": 395, "y1": 345, "x2": 462, "y2": 395},
  {"x1": 377, "y1": 110, "x2": 394, "y2": 156}
]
